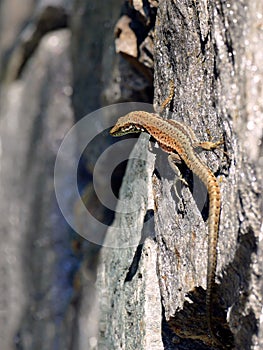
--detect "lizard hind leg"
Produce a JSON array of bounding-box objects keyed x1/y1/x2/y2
[
  {"x1": 193, "y1": 139, "x2": 230, "y2": 161},
  {"x1": 193, "y1": 140, "x2": 224, "y2": 151},
  {"x1": 168, "y1": 154, "x2": 189, "y2": 203}
]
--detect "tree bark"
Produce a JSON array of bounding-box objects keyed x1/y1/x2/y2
[{"x1": 97, "y1": 1, "x2": 263, "y2": 349}]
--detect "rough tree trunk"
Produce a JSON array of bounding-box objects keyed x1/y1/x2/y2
[{"x1": 97, "y1": 1, "x2": 262, "y2": 350}]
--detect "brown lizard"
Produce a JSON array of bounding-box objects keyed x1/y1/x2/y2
[{"x1": 110, "y1": 111, "x2": 225, "y2": 348}]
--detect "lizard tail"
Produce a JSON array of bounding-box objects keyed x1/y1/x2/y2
[{"x1": 206, "y1": 171, "x2": 223, "y2": 347}]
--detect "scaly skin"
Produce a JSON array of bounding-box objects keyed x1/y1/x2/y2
[{"x1": 110, "y1": 111, "x2": 223, "y2": 348}]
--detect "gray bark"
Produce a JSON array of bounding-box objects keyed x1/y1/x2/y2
[
  {"x1": 0, "y1": 0, "x2": 262, "y2": 349},
  {"x1": 97, "y1": 1, "x2": 263, "y2": 350},
  {"x1": 0, "y1": 28, "x2": 74, "y2": 350},
  {"x1": 0, "y1": 1, "x2": 122, "y2": 349}
]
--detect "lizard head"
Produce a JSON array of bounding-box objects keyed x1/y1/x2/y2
[{"x1": 110, "y1": 112, "x2": 146, "y2": 136}]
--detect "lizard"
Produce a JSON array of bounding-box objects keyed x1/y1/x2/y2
[{"x1": 110, "y1": 111, "x2": 226, "y2": 348}]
